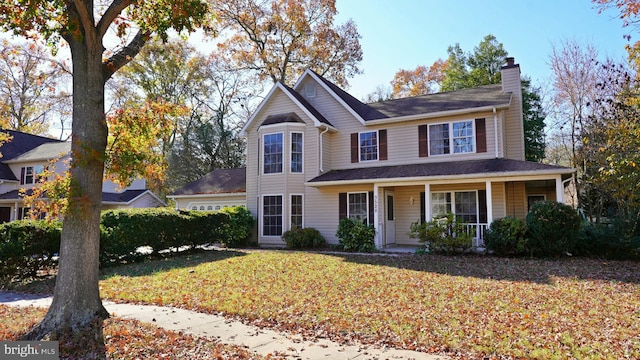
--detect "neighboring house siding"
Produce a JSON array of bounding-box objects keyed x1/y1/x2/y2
[{"x1": 174, "y1": 194, "x2": 246, "y2": 211}]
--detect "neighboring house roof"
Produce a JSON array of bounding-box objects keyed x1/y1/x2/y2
[
  {"x1": 170, "y1": 168, "x2": 247, "y2": 196},
  {"x1": 102, "y1": 189, "x2": 165, "y2": 205},
  {"x1": 307, "y1": 158, "x2": 574, "y2": 185},
  {"x1": 0, "y1": 130, "x2": 62, "y2": 161},
  {"x1": 0, "y1": 130, "x2": 63, "y2": 181},
  {"x1": 4, "y1": 142, "x2": 71, "y2": 163},
  {"x1": 0, "y1": 188, "x2": 163, "y2": 206}
]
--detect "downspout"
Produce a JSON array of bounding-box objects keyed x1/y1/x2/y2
[
  {"x1": 493, "y1": 107, "x2": 499, "y2": 158},
  {"x1": 319, "y1": 125, "x2": 329, "y2": 173}
]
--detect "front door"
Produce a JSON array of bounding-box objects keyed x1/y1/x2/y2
[{"x1": 385, "y1": 191, "x2": 395, "y2": 246}]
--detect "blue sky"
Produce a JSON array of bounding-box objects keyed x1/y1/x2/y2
[{"x1": 334, "y1": 0, "x2": 634, "y2": 99}]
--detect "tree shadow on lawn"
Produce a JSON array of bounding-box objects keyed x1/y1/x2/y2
[
  {"x1": 100, "y1": 247, "x2": 248, "y2": 278},
  {"x1": 330, "y1": 252, "x2": 640, "y2": 285},
  {"x1": 5, "y1": 248, "x2": 248, "y2": 294}
]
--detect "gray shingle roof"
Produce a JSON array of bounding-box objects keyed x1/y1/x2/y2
[
  {"x1": 308, "y1": 158, "x2": 573, "y2": 184},
  {"x1": 311, "y1": 70, "x2": 511, "y2": 121},
  {"x1": 280, "y1": 84, "x2": 334, "y2": 127},
  {"x1": 368, "y1": 84, "x2": 511, "y2": 118},
  {"x1": 171, "y1": 168, "x2": 246, "y2": 196},
  {"x1": 6, "y1": 142, "x2": 71, "y2": 162}
]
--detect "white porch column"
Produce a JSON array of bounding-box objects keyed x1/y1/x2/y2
[
  {"x1": 555, "y1": 175, "x2": 564, "y2": 203},
  {"x1": 373, "y1": 184, "x2": 381, "y2": 248},
  {"x1": 424, "y1": 183, "x2": 431, "y2": 221},
  {"x1": 485, "y1": 180, "x2": 493, "y2": 225}
]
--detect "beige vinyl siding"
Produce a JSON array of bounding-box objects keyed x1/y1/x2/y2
[
  {"x1": 303, "y1": 184, "x2": 373, "y2": 244},
  {"x1": 491, "y1": 182, "x2": 507, "y2": 219},
  {"x1": 392, "y1": 186, "x2": 422, "y2": 245},
  {"x1": 505, "y1": 181, "x2": 527, "y2": 219},
  {"x1": 326, "y1": 111, "x2": 499, "y2": 171},
  {"x1": 501, "y1": 65, "x2": 525, "y2": 161}
]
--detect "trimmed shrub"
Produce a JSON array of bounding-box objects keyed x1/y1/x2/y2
[
  {"x1": 336, "y1": 218, "x2": 376, "y2": 252},
  {"x1": 282, "y1": 227, "x2": 326, "y2": 249},
  {"x1": 217, "y1": 206, "x2": 254, "y2": 248},
  {"x1": 526, "y1": 201, "x2": 581, "y2": 257},
  {"x1": 0, "y1": 220, "x2": 62, "y2": 281},
  {"x1": 485, "y1": 216, "x2": 529, "y2": 256},
  {"x1": 409, "y1": 213, "x2": 473, "y2": 254}
]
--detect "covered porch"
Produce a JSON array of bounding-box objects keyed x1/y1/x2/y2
[{"x1": 307, "y1": 158, "x2": 574, "y2": 250}]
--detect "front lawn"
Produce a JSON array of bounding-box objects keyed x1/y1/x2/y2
[{"x1": 92, "y1": 250, "x2": 640, "y2": 359}]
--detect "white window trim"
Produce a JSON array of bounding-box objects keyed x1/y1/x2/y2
[
  {"x1": 289, "y1": 194, "x2": 304, "y2": 230},
  {"x1": 290, "y1": 132, "x2": 304, "y2": 174},
  {"x1": 358, "y1": 130, "x2": 379, "y2": 162},
  {"x1": 347, "y1": 191, "x2": 369, "y2": 223},
  {"x1": 261, "y1": 194, "x2": 284, "y2": 238},
  {"x1": 262, "y1": 132, "x2": 284, "y2": 175},
  {"x1": 428, "y1": 120, "x2": 476, "y2": 157}
]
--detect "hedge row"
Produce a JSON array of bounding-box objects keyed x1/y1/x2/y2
[{"x1": 0, "y1": 206, "x2": 254, "y2": 281}]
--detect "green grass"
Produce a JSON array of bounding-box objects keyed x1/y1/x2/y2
[{"x1": 9, "y1": 250, "x2": 640, "y2": 359}]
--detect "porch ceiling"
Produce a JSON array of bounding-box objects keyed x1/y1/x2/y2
[{"x1": 307, "y1": 158, "x2": 574, "y2": 186}]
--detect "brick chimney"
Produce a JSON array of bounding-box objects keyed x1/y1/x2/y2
[{"x1": 500, "y1": 57, "x2": 525, "y2": 161}]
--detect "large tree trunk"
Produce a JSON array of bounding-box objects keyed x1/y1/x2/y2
[{"x1": 24, "y1": 30, "x2": 109, "y2": 340}]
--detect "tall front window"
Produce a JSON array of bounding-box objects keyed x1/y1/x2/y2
[
  {"x1": 429, "y1": 124, "x2": 449, "y2": 155},
  {"x1": 263, "y1": 133, "x2": 283, "y2": 174},
  {"x1": 429, "y1": 120, "x2": 474, "y2": 155},
  {"x1": 452, "y1": 121, "x2": 474, "y2": 153},
  {"x1": 359, "y1": 131, "x2": 378, "y2": 161},
  {"x1": 290, "y1": 132, "x2": 303, "y2": 173},
  {"x1": 290, "y1": 194, "x2": 303, "y2": 229},
  {"x1": 263, "y1": 195, "x2": 283, "y2": 236},
  {"x1": 348, "y1": 192, "x2": 368, "y2": 223}
]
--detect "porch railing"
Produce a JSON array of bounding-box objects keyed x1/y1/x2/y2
[{"x1": 462, "y1": 223, "x2": 488, "y2": 247}]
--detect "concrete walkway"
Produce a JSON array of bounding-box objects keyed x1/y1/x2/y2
[{"x1": 0, "y1": 291, "x2": 448, "y2": 360}]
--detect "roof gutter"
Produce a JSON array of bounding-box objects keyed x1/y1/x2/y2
[{"x1": 364, "y1": 103, "x2": 511, "y2": 126}]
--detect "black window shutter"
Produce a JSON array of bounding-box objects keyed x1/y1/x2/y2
[
  {"x1": 368, "y1": 191, "x2": 374, "y2": 225},
  {"x1": 418, "y1": 125, "x2": 428, "y2": 157},
  {"x1": 350, "y1": 133, "x2": 359, "y2": 163},
  {"x1": 20, "y1": 167, "x2": 25, "y2": 185},
  {"x1": 478, "y1": 190, "x2": 487, "y2": 223},
  {"x1": 378, "y1": 129, "x2": 387, "y2": 160},
  {"x1": 475, "y1": 118, "x2": 487, "y2": 153},
  {"x1": 420, "y1": 192, "x2": 426, "y2": 223},
  {"x1": 339, "y1": 193, "x2": 347, "y2": 221}
]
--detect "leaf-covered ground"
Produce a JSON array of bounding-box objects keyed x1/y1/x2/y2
[
  {"x1": 95, "y1": 250, "x2": 640, "y2": 359},
  {"x1": 0, "y1": 304, "x2": 270, "y2": 359}
]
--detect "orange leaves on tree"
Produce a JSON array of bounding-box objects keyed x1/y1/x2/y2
[{"x1": 105, "y1": 100, "x2": 186, "y2": 190}]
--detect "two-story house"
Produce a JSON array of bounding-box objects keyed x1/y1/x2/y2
[
  {"x1": 172, "y1": 58, "x2": 574, "y2": 248},
  {"x1": 0, "y1": 130, "x2": 165, "y2": 222}
]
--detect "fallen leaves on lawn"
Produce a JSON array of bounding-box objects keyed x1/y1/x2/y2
[
  {"x1": 98, "y1": 251, "x2": 640, "y2": 359},
  {"x1": 0, "y1": 304, "x2": 274, "y2": 359}
]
